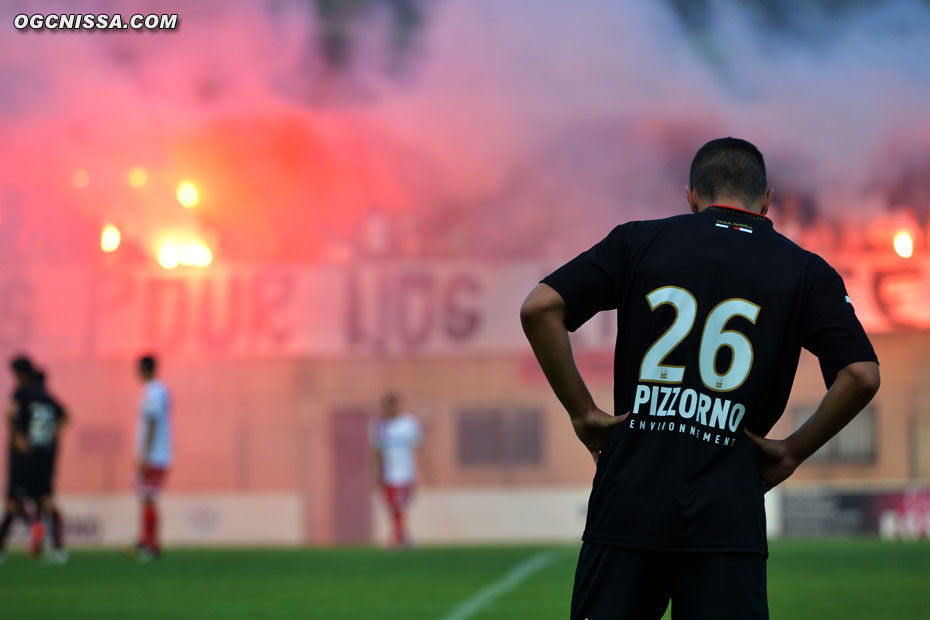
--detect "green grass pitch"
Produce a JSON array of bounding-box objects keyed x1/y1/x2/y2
[{"x1": 1, "y1": 540, "x2": 928, "y2": 619}]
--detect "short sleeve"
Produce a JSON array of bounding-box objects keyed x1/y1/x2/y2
[
  {"x1": 801, "y1": 256, "x2": 878, "y2": 387},
  {"x1": 142, "y1": 388, "x2": 165, "y2": 422},
  {"x1": 541, "y1": 224, "x2": 629, "y2": 331}
]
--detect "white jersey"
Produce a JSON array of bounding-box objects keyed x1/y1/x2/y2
[
  {"x1": 136, "y1": 379, "x2": 173, "y2": 467},
  {"x1": 370, "y1": 413, "x2": 422, "y2": 486}
]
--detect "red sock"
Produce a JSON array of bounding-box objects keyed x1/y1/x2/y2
[
  {"x1": 141, "y1": 500, "x2": 159, "y2": 553},
  {"x1": 29, "y1": 518, "x2": 44, "y2": 558},
  {"x1": 391, "y1": 509, "x2": 406, "y2": 546},
  {"x1": 52, "y1": 509, "x2": 65, "y2": 550}
]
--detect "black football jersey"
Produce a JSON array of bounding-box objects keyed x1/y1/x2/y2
[
  {"x1": 12, "y1": 386, "x2": 65, "y2": 453},
  {"x1": 542, "y1": 205, "x2": 877, "y2": 554}
]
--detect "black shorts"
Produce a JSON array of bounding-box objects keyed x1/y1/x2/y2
[
  {"x1": 6, "y1": 450, "x2": 56, "y2": 501},
  {"x1": 6, "y1": 459, "x2": 30, "y2": 501},
  {"x1": 571, "y1": 543, "x2": 768, "y2": 620},
  {"x1": 25, "y1": 450, "x2": 56, "y2": 498},
  {"x1": 26, "y1": 451, "x2": 55, "y2": 499}
]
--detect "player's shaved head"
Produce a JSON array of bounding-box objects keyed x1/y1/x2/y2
[
  {"x1": 138, "y1": 354, "x2": 157, "y2": 379},
  {"x1": 382, "y1": 391, "x2": 401, "y2": 416},
  {"x1": 10, "y1": 354, "x2": 35, "y2": 388},
  {"x1": 11, "y1": 354, "x2": 34, "y2": 377},
  {"x1": 689, "y1": 138, "x2": 767, "y2": 207}
]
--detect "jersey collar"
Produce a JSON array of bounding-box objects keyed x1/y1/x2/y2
[{"x1": 704, "y1": 204, "x2": 773, "y2": 228}]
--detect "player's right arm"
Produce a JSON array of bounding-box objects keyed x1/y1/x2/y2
[
  {"x1": 748, "y1": 256, "x2": 879, "y2": 491},
  {"x1": 747, "y1": 360, "x2": 879, "y2": 490}
]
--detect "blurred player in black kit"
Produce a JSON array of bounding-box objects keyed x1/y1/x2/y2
[
  {"x1": 33, "y1": 368, "x2": 68, "y2": 561},
  {"x1": 0, "y1": 358, "x2": 32, "y2": 564},
  {"x1": 0, "y1": 356, "x2": 68, "y2": 563}
]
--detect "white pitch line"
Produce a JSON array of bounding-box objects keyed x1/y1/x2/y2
[{"x1": 438, "y1": 551, "x2": 556, "y2": 620}]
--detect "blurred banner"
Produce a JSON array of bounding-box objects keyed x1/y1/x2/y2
[
  {"x1": 2, "y1": 253, "x2": 928, "y2": 359},
  {"x1": 781, "y1": 487, "x2": 930, "y2": 539},
  {"x1": 6, "y1": 493, "x2": 303, "y2": 547}
]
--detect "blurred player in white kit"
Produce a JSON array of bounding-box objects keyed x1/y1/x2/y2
[
  {"x1": 132, "y1": 354, "x2": 172, "y2": 561},
  {"x1": 370, "y1": 392, "x2": 422, "y2": 549}
]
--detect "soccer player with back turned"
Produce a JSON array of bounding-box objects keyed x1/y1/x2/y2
[{"x1": 521, "y1": 138, "x2": 880, "y2": 619}]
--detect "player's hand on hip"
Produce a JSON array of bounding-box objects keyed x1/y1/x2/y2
[
  {"x1": 13, "y1": 434, "x2": 30, "y2": 454},
  {"x1": 744, "y1": 429, "x2": 799, "y2": 492},
  {"x1": 572, "y1": 407, "x2": 629, "y2": 464}
]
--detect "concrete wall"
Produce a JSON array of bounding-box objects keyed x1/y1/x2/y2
[{"x1": 1, "y1": 330, "x2": 926, "y2": 546}]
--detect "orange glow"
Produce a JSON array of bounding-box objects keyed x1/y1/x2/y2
[
  {"x1": 157, "y1": 243, "x2": 181, "y2": 269},
  {"x1": 100, "y1": 225, "x2": 121, "y2": 252},
  {"x1": 73, "y1": 169, "x2": 90, "y2": 188},
  {"x1": 180, "y1": 242, "x2": 213, "y2": 267},
  {"x1": 176, "y1": 181, "x2": 199, "y2": 207},
  {"x1": 128, "y1": 167, "x2": 147, "y2": 187},
  {"x1": 894, "y1": 231, "x2": 914, "y2": 258}
]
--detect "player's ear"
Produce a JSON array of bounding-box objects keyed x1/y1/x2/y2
[
  {"x1": 686, "y1": 186, "x2": 700, "y2": 213},
  {"x1": 760, "y1": 188, "x2": 774, "y2": 217}
]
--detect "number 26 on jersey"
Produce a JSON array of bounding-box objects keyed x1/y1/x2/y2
[{"x1": 639, "y1": 286, "x2": 760, "y2": 392}]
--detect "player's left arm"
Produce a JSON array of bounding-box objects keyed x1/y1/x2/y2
[
  {"x1": 521, "y1": 284, "x2": 600, "y2": 418},
  {"x1": 522, "y1": 225, "x2": 632, "y2": 462},
  {"x1": 521, "y1": 284, "x2": 627, "y2": 462},
  {"x1": 7, "y1": 400, "x2": 29, "y2": 453}
]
